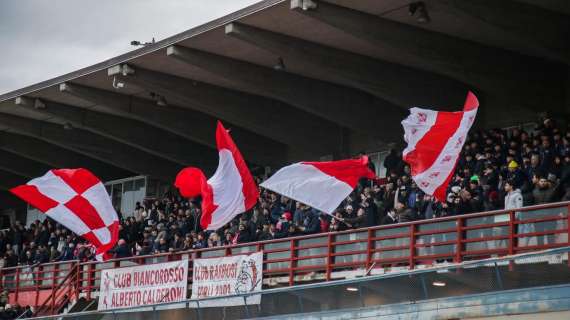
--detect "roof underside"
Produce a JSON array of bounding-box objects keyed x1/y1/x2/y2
[{"x1": 0, "y1": 0, "x2": 568, "y2": 186}]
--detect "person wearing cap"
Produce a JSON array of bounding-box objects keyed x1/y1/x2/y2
[
  {"x1": 467, "y1": 176, "x2": 484, "y2": 212},
  {"x1": 506, "y1": 160, "x2": 526, "y2": 189},
  {"x1": 275, "y1": 212, "x2": 291, "y2": 239}
]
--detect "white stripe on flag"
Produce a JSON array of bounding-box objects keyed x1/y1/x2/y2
[
  {"x1": 28, "y1": 171, "x2": 77, "y2": 204},
  {"x1": 206, "y1": 149, "x2": 246, "y2": 230},
  {"x1": 413, "y1": 108, "x2": 478, "y2": 194},
  {"x1": 260, "y1": 163, "x2": 353, "y2": 214},
  {"x1": 45, "y1": 204, "x2": 91, "y2": 236},
  {"x1": 402, "y1": 107, "x2": 438, "y2": 157}
]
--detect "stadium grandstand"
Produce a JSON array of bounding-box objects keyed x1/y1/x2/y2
[{"x1": 0, "y1": 0, "x2": 569, "y2": 319}]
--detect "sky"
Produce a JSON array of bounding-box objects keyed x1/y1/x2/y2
[{"x1": 0, "y1": 0, "x2": 259, "y2": 95}]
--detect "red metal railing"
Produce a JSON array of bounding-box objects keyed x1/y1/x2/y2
[{"x1": 1, "y1": 201, "x2": 569, "y2": 315}]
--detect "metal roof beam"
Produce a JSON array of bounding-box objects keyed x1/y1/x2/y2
[
  {"x1": 60, "y1": 83, "x2": 288, "y2": 166},
  {"x1": 290, "y1": 0, "x2": 565, "y2": 111},
  {"x1": 0, "y1": 132, "x2": 130, "y2": 181},
  {"x1": 110, "y1": 64, "x2": 343, "y2": 156},
  {"x1": 0, "y1": 151, "x2": 51, "y2": 178},
  {"x1": 225, "y1": 22, "x2": 471, "y2": 109},
  {"x1": 15, "y1": 96, "x2": 216, "y2": 167},
  {"x1": 436, "y1": 0, "x2": 570, "y2": 65},
  {"x1": 165, "y1": 45, "x2": 405, "y2": 140},
  {"x1": 0, "y1": 109, "x2": 183, "y2": 181}
]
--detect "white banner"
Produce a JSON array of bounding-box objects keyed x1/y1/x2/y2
[
  {"x1": 191, "y1": 251, "x2": 263, "y2": 307},
  {"x1": 98, "y1": 259, "x2": 188, "y2": 311}
]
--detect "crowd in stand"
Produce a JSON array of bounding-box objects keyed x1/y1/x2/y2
[{"x1": 1, "y1": 118, "x2": 569, "y2": 268}]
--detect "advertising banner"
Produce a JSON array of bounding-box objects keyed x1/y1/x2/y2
[
  {"x1": 191, "y1": 251, "x2": 263, "y2": 307},
  {"x1": 98, "y1": 259, "x2": 188, "y2": 311}
]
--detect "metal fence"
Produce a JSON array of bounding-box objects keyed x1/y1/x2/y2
[
  {"x1": 21, "y1": 246, "x2": 570, "y2": 319},
  {"x1": 1, "y1": 201, "x2": 569, "y2": 315}
]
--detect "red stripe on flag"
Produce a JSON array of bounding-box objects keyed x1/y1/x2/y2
[
  {"x1": 64, "y1": 195, "x2": 107, "y2": 230},
  {"x1": 10, "y1": 185, "x2": 59, "y2": 212},
  {"x1": 199, "y1": 183, "x2": 218, "y2": 230},
  {"x1": 215, "y1": 121, "x2": 259, "y2": 210},
  {"x1": 432, "y1": 158, "x2": 459, "y2": 202},
  {"x1": 82, "y1": 231, "x2": 103, "y2": 248},
  {"x1": 301, "y1": 157, "x2": 376, "y2": 188},
  {"x1": 95, "y1": 221, "x2": 120, "y2": 256},
  {"x1": 52, "y1": 168, "x2": 100, "y2": 194},
  {"x1": 404, "y1": 111, "x2": 463, "y2": 176},
  {"x1": 463, "y1": 91, "x2": 479, "y2": 111}
]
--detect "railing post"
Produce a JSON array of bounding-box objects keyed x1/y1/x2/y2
[
  {"x1": 508, "y1": 211, "x2": 516, "y2": 255},
  {"x1": 508, "y1": 210, "x2": 516, "y2": 272},
  {"x1": 74, "y1": 262, "x2": 80, "y2": 302},
  {"x1": 366, "y1": 229, "x2": 373, "y2": 273},
  {"x1": 51, "y1": 263, "x2": 59, "y2": 315},
  {"x1": 289, "y1": 239, "x2": 295, "y2": 286},
  {"x1": 409, "y1": 224, "x2": 416, "y2": 270},
  {"x1": 14, "y1": 267, "x2": 20, "y2": 303},
  {"x1": 35, "y1": 265, "x2": 43, "y2": 308},
  {"x1": 455, "y1": 218, "x2": 463, "y2": 263},
  {"x1": 326, "y1": 233, "x2": 333, "y2": 281},
  {"x1": 567, "y1": 204, "x2": 570, "y2": 267},
  {"x1": 86, "y1": 263, "x2": 94, "y2": 301}
]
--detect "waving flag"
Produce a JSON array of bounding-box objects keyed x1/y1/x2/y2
[
  {"x1": 10, "y1": 169, "x2": 119, "y2": 261},
  {"x1": 175, "y1": 121, "x2": 258, "y2": 230},
  {"x1": 402, "y1": 91, "x2": 479, "y2": 202},
  {"x1": 260, "y1": 157, "x2": 376, "y2": 214}
]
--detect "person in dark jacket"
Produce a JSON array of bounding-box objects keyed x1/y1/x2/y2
[
  {"x1": 235, "y1": 223, "x2": 252, "y2": 244},
  {"x1": 395, "y1": 202, "x2": 416, "y2": 223},
  {"x1": 33, "y1": 246, "x2": 50, "y2": 264},
  {"x1": 532, "y1": 175, "x2": 558, "y2": 204},
  {"x1": 344, "y1": 207, "x2": 366, "y2": 229},
  {"x1": 299, "y1": 209, "x2": 321, "y2": 235},
  {"x1": 384, "y1": 149, "x2": 402, "y2": 176},
  {"x1": 37, "y1": 225, "x2": 50, "y2": 247},
  {"x1": 59, "y1": 243, "x2": 76, "y2": 261},
  {"x1": 137, "y1": 241, "x2": 153, "y2": 256},
  {"x1": 113, "y1": 239, "x2": 132, "y2": 258},
  {"x1": 256, "y1": 224, "x2": 273, "y2": 241},
  {"x1": 381, "y1": 208, "x2": 398, "y2": 225}
]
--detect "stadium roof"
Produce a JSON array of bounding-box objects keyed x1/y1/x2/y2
[{"x1": 0, "y1": 0, "x2": 568, "y2": 184}]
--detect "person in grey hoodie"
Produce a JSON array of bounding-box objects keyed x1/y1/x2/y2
[
  {"x1": 504, "y1": 179, "x2": 532, "y2": 247},
  {"x1": 504, "y1": 180, "x2": 523, "y2": 210}
]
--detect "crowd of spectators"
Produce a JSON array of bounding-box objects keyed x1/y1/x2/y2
[
  {"x1": 0, "y1": 289, "x2": 32, "y2": 319},
  {"x1": 1, "y1": 118, "x2": 569, "y2": 268}
]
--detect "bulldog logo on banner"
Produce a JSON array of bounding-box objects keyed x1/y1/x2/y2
[{"x1": 191, "y1": 251, "x2": 263, "y2": 307}]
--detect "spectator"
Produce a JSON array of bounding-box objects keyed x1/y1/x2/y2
[
  {"x1": 113, "y1": 239, "x2": 131, "y2": 258},
  {"x1": 381, "y1": 208, "x2": 398, "y2": 225},
  {"x1": 504, "y1": 180, "x2": 523, "y2": 210},
  {"x1": 59, "y1": 243, "x2": 75, "y2": 261},
  {"x1": 532, "y1": 175, "x2": 557, "y2": 204}
]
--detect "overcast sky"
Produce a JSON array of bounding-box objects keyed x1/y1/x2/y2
[{"x1": 0, "y1": 0, "x2": 259, "y2": 95}]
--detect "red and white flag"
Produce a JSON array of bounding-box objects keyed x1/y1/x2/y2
[
  {"x1": 260, "y1": 157, "x2": 376, "y2": 214},
  {"x1": 10, "y1": 169, "x2": 119, "y2": 261},
  {"x1": 175, "y1": 121, "x2": 259, "y2": 230},
  {"x1": 402, "y1": 91, "x2": 479, "y2": 202}
]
